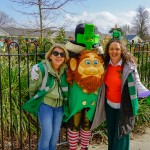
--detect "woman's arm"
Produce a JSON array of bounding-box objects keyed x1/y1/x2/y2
[
  {"x1": 29, "y1": 66, "x2": 43, "y2": 97},
  {"x1": 133, "y1": 68, "x2": 149, "y2": 97}
]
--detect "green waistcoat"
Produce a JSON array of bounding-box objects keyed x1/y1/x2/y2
[{"x1": 63, "y1": 81, "x2": 99, "y2": 122}]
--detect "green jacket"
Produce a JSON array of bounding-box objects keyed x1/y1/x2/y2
[
  {"x1": 63, "y1": 81, "x2": 99, "y2": 122},
  {"x1": 22, "y1": 60, "x2": 68, "y2": 116}
]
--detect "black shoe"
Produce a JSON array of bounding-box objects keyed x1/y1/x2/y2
[
  {"x1": 81, "y1": 147, "x2": 88, "y2": 150},
  {"x1": 85, "y1": 147, "x2": 88, "y2": 150}
]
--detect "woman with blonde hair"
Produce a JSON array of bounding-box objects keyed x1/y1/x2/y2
[{"x1": 23, "y1": 43, "x2": 69, "y2": 150}]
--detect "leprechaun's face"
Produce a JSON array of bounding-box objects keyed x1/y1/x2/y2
[{"x1": 78, "y1": 53, "x2": 104, "y2": 78}]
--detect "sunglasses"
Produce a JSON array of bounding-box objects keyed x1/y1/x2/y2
[{"x1": 52, "y1": 51, "x2": 66, "y2": 58}]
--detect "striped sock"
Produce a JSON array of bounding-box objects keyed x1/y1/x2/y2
[
  {"x1": 68, "y1": 128, "x2": 79, "y2": 150},
  {"x1": 80, "y1": 128, "x2": 91, "y2": 150}
]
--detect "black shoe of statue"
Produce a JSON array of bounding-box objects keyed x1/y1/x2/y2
[{"x1": 81, "y1": 147, "x2": 88, "y2": 150}]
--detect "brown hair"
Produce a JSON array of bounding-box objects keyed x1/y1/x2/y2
[{"x1": 104, "y1": 39, "x2": 136, "y2": 66}]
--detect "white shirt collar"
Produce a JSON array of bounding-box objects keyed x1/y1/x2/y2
[{"x1": 109, "y1": 59, "x2": 122, "y2": 66}]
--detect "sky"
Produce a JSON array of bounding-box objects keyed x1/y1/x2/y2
[{"x1": 1, "y1": 0, "x2": 150, "y2": 33}]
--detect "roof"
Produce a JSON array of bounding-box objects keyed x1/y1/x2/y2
[
  {"x1": 0, "y1": 27, "x2": 104, "y2": 40},
  {"x1": 126, "y1": 35, "x2": 137, "y2": 40},
  {"x1": 0, "y1": 27, "x2": 75, "y2": 39},
  {"x1": 0, "y1": 27, "x2": 51, "y2": 38},
  {"x1": 0, "y1": 28, "x2": 9, "y2": 36}
]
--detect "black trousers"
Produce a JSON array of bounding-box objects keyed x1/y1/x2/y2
[{"x1": 105, "y1": 102, "x2": 130, "y2": 150}]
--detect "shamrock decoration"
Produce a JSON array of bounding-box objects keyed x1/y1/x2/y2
[{"x1": 109, "y1": 24, "x2": 124, "y2": 40}]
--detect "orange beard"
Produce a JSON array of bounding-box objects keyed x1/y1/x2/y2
[{"x1": 73, "y1": 71, "x2": 104, "y2": 94}]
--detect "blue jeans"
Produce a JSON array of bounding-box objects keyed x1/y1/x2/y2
[{"x1": 38, "y1": 103, "x2": 63, "y2": 150}]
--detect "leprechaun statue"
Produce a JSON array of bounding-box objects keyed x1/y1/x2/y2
[{"x1": 63, "y1": 23, "x2": 104, "y2": 150}]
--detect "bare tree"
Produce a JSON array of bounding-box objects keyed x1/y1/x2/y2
[
  {"x1": 131, "y1": 5, "x2": 150, "y2": 39},
  {"x1": 0, "y1": 11, "x2": 16, "y2": 27},
  {"x1": 10, "y1": 0, "x2": 86, "y2": 41},
  {"x1": 121, "y1": 24, "x2": 132, "y2": 36}
]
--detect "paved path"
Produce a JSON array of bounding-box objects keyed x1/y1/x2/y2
[{"x1": 88, "y1": 128, "x2": 150, "y2": 150}]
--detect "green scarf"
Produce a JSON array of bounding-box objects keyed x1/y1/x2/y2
[{"x1": 127, "y1": 73, "x2": 138, "y2": 116}]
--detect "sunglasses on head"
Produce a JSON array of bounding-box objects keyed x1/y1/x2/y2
[{"x1": 52, "y1": 51, "x2": 66, "y2": 58}]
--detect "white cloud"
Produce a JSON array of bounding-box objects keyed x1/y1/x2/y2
[
  {"x1": 145, "y1": 8, "x2": 150, "y2": 13},
  {"x1": 63, "y1": 10, "x2": 136, "y2": 33}
]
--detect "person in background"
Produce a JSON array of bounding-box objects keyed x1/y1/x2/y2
[
  {"x1": 91, "y1": 38, "x2": 149, "y2": 150},
  {"x1": 0, "y1": 38, "x2": 4, "y2": 52},
  {"x1": 23, "y1": 43, "x2": 69, "y2": 150}
]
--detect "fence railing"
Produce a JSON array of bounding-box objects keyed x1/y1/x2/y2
[
  {"x1": 0, "y1": 42, "x2": 150, "y2": 150},
  {"x1": 127, "y1": 43, "x2": 150, "y2": 87}
]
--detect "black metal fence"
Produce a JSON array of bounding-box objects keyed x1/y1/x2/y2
[
  {"x1": 0, "y1": 42, "x2": 68, "y2": 150},
  {"x1": 0, "y1": 42, "x2": 150, "y2": 150},
  {"x1": 127, "y1": 43, "x2": 150, "y2": 86}
]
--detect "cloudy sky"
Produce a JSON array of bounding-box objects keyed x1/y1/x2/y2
[{"x1": 1, "y1": 0, "x2": 150, "y2": 33}]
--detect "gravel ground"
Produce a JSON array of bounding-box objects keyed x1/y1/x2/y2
[
  {"x1": 88, "y1": 127, "x2": 150, "y2": 150},
  {"x1": 57, "y1": 127, "x2": 150, "y2": 150}
]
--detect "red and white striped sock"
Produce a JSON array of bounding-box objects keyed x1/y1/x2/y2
[
  {"x1": 80, "y1": 128, "x2": 91, "y2": 150},
  {"x1": 68, "y1": 128, "x2": 79, "y2": 150}
]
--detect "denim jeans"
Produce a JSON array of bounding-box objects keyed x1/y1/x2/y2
[{"x1": 38, "y1": 103, "x2": 63, "y2": 150}]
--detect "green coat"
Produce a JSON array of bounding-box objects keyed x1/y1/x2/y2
[
  {"x1": 63, "y1": 81, "x2": 99, "y2": 122},
  {"x1": 22, "y1": 60, "x2": 68, "y2": 116}
]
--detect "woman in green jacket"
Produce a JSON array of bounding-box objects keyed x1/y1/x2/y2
[{"x1": 23, "y1": 43, "x2": 69, "y2": 150}]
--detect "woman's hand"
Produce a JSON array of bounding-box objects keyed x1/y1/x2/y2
[
  {"x1": 138, "y1": 91, "x2": 150, "y2": 98},
  {"x1": 31, "y1": 64, "x2": 39, "y2": 80}
]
